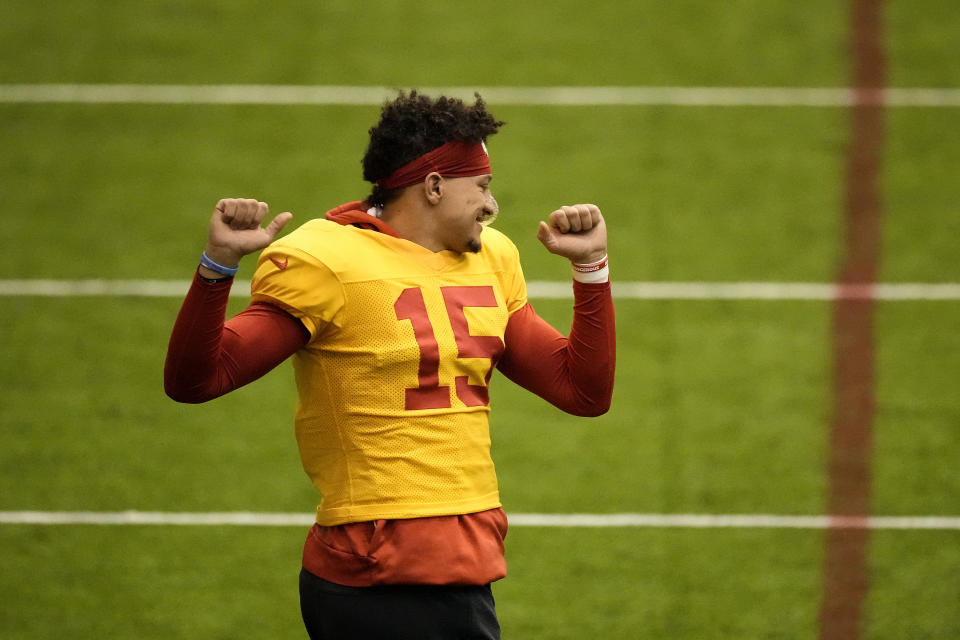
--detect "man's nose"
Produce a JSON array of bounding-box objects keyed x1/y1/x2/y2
[{"x1": 486, "y1": 194, "x2": 499, "y2": 215}]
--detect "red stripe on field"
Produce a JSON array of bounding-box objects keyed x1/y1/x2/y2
[{"x1": 818, "y1": 1, "x2": 885, "y2": 639}]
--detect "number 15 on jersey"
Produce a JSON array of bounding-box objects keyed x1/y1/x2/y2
[{"x1": 394, "y1": 285, "x2": 505, "y2": 411}]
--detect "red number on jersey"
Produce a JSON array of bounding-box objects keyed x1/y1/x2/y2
[
  {"x1": 394, "y1": 286, "x2": 505, "y2": 410},
  {"x1": 394, "y1": 287, "x2": 452, "y2": 410},
  {"x1": 442, "y1": 286, "x2": 505, "y2": 406}
]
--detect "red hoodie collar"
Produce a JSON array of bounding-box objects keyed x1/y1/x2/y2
[{"x1": 325, "y1": 201, "x2": 401, "y2": 238}]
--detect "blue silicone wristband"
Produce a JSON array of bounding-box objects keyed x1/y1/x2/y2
[{"x1": 199, "y1": 251, "x2": 239, "y2": 277}]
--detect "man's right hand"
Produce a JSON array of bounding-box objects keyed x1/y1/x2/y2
[{"x1": 201, "y1": 198, "x2": 293, "y2": 276}]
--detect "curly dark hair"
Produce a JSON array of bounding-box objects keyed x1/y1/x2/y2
[{"x1": 362, "y1": 91, "x2": 505, "y2": 207}]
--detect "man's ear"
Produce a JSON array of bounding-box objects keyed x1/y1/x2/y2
[{"x1": 424, "y1": 173, "x2": 443, "y2": 204}]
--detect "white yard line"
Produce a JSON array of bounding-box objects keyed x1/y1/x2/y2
[
  {"x1": 1, "y1": 510, "x2": 958, "y2": 530},
  {"x1": 1, "y1": 84, "x2": 960, "y2": 107},
  {"x1": 2, "y1": 279, "x2": 960, "y2": 301}
]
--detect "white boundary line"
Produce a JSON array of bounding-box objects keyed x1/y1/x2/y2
[
  {"x1": 2, "y1": 279, "x2": 960, "y2": 301},
  {"x1": 2, "y1": 84, "x2": 960, "y2": 107},
  {"x1": 1, "y1": 511, "x2": 958, "y2": 530}
]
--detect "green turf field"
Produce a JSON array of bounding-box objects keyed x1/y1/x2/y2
[{"x1": 2, "y1": 1, "x2": 959, "y2": 638}]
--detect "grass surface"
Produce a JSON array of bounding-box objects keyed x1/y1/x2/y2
[
  {"x1": 497, "y1": 527, "x2": 822, "y2": 640},
  {"x1": 0, "y1": 525, "x2": 306, "y2": 639},
  {"x1": 0, "y1": 1, "x2": 847, "y2": 86},
  {"x1": 882, "y1": 108, "x2": 960, "y2": 281}
]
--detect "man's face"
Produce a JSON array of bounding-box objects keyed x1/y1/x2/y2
[{"x1": 435, "y1": 174, "x2": 498, "y2": 254}]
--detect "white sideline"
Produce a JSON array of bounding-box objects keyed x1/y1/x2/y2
[
  {"x1": 2, "y1": 279, "x2": 960, "y2": 301},
  {"x1": 2, "y1": 84, "x2": 960, "y2": 107},
  {"x1": 1, "y1": 511, "x2": 959, "y2": 530}
]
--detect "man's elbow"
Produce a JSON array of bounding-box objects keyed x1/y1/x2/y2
[
  {"x1": 574, "y1": 398, "x2": 612, "y2": 418},
  {"x1": 164, "y1": 388, "x2": 202, "y2": 404},
  {"x1": 164, "y1": 379, "x2": 214, "y2": 404},
  {"x1": 568, "y1": 364, "x2": 614, "y2": 417},
  {"x1": 563, "y1": 388, "x2": 613, "y2": 417}
]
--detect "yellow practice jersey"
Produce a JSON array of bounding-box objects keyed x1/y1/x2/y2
[{"x1": 250, "y1": 218, "x2": 528, "y2": 526}]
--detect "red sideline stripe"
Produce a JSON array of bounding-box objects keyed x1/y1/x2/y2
[{"x1": 818, "y1": 1, "x2": 885, "y2": 639}]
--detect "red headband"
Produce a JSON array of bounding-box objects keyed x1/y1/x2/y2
[{"x1": 378, "y1": 140, "x2": 491, "y2": 190}]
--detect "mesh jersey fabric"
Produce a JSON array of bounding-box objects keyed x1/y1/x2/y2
[{"x1": 250, "y1": 219, "x2": 528, "y2": 526}]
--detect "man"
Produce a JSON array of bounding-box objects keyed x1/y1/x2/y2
[{"x1": 165, "y1": 91, "x2": 615, "y2": 639}]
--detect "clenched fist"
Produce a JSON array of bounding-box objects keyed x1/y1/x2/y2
[
  {"x1": 536, "y1": 204, "x2": 607, "y2": 265},
  {"x1": 203, "y1": 198, "x2": 293, "y2": 271}
]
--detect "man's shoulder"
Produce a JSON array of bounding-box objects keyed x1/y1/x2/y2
[
  {"x1": 269, "y1": 218, "x2": 381, "y2": 259},
  {"x1": 273, "y1": 218, "x2": 343, "y2": 248}
]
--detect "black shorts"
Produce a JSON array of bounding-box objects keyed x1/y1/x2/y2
[{"x1": 299, "y1": 568, "x2": 501, "y2": 640}]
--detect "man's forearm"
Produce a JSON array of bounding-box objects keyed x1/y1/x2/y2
[
  {"x1": 497, "y1": 281, "x2": 615, "y2": 417},
  {"x1": 164, "y1": 273, "x2": 308, "y2": 403},
  {"x1": 164, "y1": 273, "x2": 236, "y2": 403}
]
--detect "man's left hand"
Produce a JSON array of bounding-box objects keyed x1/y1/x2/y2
[{"x1": 536, "y1": 204, "x2": 607, "y2": 264}]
